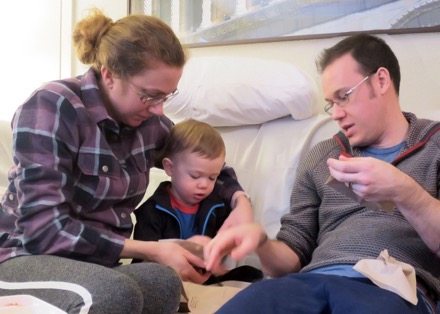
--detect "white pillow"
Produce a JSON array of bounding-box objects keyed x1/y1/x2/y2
[{"x1": 164, "y1": 56, "x2": 319, "y2": 126}]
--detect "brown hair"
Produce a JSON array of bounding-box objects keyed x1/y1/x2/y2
[
  {"x1": 316, "y1": 34, "x2": 401, "y2": 95},
  {"x1": 72, "y1": 9, "x2": 186, "y2": 79},
  {"x1": 159, "y1": 119, "x2": 226, "y2": 161}
]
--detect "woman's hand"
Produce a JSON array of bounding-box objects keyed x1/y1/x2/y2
[
  {"x1": 187, "y1": 235, "x2": 212, "y2": 247},
  {"x1": 122, "y1": 239, "x2": 211, "y2": 284},
  {"x1": 159, "y1": 241, "x2": 213, "y2": 283}
]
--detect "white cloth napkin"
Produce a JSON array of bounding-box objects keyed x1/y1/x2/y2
[{"x1": 354, "y1": 249, "x2": 418, "y2": 305}]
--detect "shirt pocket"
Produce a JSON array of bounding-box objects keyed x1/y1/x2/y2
[
  {"x1": 131, "y1": 150, "x2": 148, "y2": 174},
  {"x1": 125, "y1": 150, "x2": 150, "y2": 198},
  {"x1": 74, "y1": 152, "x2": 126, "y2": 210}
]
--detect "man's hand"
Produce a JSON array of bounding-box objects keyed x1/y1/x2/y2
[
  {"x1": 327, "y1": 154, "x2": 404, "y2": 204},
  {"x1": 204, "y1": 223, "x2": 266, "y2": 274},
  {"x1": 328, "y1": 153, "x2": 440, "y2": 257}
]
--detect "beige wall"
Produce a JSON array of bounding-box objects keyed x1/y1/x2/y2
[
  {"x1": 70, "y1": 0, "x2": 129, "y2": 75},
  {"x1": 0, "y1": 0, "x2": 62, "y2": 122},
  {"x1": 0, "y1": 0, "x2": 129, "y2": 122}
]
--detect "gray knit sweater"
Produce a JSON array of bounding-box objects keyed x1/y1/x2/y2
[{"x1": 277, "y1": 112, "x2": 440, "y2": 300}]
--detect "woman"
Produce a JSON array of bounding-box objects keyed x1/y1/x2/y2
[{"x1": 0, "y1": 9, "x2": 252, "y2": 314}]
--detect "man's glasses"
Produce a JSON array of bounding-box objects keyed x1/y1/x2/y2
[
  {"x1": 129, "y1": 80, "x2": 179, "y2": 106},
  {"x1": 324, "y1": 70, "x2": 377, "y2": 115}
]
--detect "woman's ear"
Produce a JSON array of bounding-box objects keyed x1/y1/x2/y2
[
  {"x1": 100, "y1": 66, "x2": 114, "y2": 89},
  {"x1": 162, "y1": 158, "x2": 173, "y2": 176}
]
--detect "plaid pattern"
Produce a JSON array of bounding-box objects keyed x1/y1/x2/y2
[{"x1": 0, "y1": 68, "x2": 173, "y2": 266}]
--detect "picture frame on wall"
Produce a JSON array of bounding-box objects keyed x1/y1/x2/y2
[{"x1": 129, "y1": 0, "x2": 440, "y2": 47}]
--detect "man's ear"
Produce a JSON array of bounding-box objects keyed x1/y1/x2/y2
[
  {"x1": 376, "y1": 67, "x2": 391, "y2": 93},
  {"x1": 162, "y1": 158, "x2": 173, "y2": 176}
]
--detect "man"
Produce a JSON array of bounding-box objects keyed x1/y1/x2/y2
[{"x1": 204, "y1": 34, "x2": 440, "y2": 313}]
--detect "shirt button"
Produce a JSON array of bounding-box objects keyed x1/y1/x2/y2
[
  {"x1": 102, "y1": 165, "x2": 109, "y2": 173},
  {"x1": 121, "y1": 213, "x2": 127, "y2": 219},
  {"x1": 8, "y1": 194, "x2": 14, "y2": 201}
]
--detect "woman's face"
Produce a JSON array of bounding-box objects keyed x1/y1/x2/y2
[{"x1": 102, "y1": 60, "x2": 183, "y2": 127}]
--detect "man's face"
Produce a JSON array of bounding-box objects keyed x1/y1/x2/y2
[{"x1": 321, "y1": 53, "x2": 386, "y2": 148}]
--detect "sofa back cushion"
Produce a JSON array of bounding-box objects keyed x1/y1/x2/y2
[{"x1": 0, "y1": 120, "x2": 13, "y2": 196}]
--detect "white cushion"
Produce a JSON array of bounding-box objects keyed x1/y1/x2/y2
[
  {"x1": 216, "y1": 114, "x2": 337, "y2": 238},
  {"x1": 164, "y1": 56, "x2": 319, "y2": 126},
  {"x1": 0, "y1": 120, "x2": 13, "y2": 196}
]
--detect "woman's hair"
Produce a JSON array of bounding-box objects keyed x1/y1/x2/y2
[
  {"x1": 72, "y1": 8, "x2": 186, "y2": 78},
  {"x1": 158, "y1": 119, "x2": 226, "y2": 162},
  {"x1": 316, "y1": 34, "x2": 401, "y2": 95}
]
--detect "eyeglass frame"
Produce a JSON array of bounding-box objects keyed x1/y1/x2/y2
[
  {"x1": 128, "y1": 80, "x2": 179, "y2": 106},
  {"x1": 324, "y1": 69, "x2": 378, "y2": 115}
]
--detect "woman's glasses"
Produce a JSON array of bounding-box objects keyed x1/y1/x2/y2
[{"x1": 129, "y1": 80, "x2": 179, "y2": 106}]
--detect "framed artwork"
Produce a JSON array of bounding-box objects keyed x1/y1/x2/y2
[{"x1": 129, "y1": 0, "x2": 440, "y2": 47}]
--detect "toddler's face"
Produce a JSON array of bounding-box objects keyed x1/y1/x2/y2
[{"x1": 169, "y1": 151, "x2": 225, "y2": 207}]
